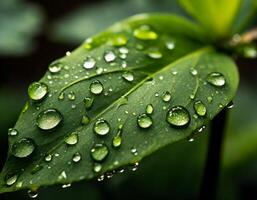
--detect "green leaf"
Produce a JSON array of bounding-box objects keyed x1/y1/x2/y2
[
  {"x1": 178, "y1": 0, "x2": 242, "y2": 38},
  {"x1": 50, "y1": 0, "x2": 185, "y2": 44},
  {"x1": 0, "y1": 14, "x2": 239, "y2": 193},
  {"x1": 0, "y1": 0, "x2": 43, "y2": 56}
]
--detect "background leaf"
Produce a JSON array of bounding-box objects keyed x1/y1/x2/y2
[
  {"x1": 178, "y1": 0, "x2": 242, "y2": 38},
  {"x1": 0, "y1": 14, "x2": 238, "y2": 194},
  {"x1": 49, "y1": 0, "x2": 186, "y2": 45},
  {"x1": 0, "y1": 0, "x2": 43, "y2": 56}
]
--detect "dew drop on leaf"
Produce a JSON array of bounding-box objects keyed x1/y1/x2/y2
[
  {"x1": 147, "y1": 48, "x2": 162, "y2": 59},
  {"x1": 110, "y1": 35, "x2": 128, "y2": 46},
  {"x1": 45, "y1": 154, "x2": 52, "y2": 162},
  {"x1": 83, "y1": 56, "x2": 96, "y2": 69},
  {"x1": 36, "y1": 109, "x2": 62, "y2": 130},
  {"x1": 65, "y1": 132, "x2": 78, "y2": 145},
  {"x1": 146, "y1": 104, "x2": 154, "y2": 115},
  {"x1": 104, "y1": 51, "x2": 116, "y2": 62},
  {"x1": 137, "y1": 114, "x2": 153, "y2": 129},
  {"x1": 58, "y1": 92, "x2": 65, "y2": 100},
  {"x1": 133, "y1": 25, "x2": 158, "y2": 40},
  {"x1": 28, "y1": 82, "x2": 48, "y2": 101},
  {"x1": 93, "y1": 163, "x2": 102, "y2": 173},
  {"x1": 68, "y1": 91, "x2": 76, "y2": 100},
  {"x1": 28, "y1": 190, "x2": 38, "y2": 199},
  {"x1": 72, "y1": 153, "x2": 82, "y2": 163},
  {"x1": 93, "y1": 119, "x2": 110, "y2": 136},
  {"x1": 83, "y1": 97, "x2": 94, "y2": 110},
  {"x1": 166, "y1": 106, "x2": 190, "y2": 127},
  {"x1": 81, "y1": 115, "x2": 90, "y2": 125},
  {"x1": 194, "y1": 101, "x2": 207, "y2": 117},
  {"x1": 122, "y1": 72, "x2": 134, "y2": 82},
  {"x1": 8, "y1": 128, "x2": 18, "y2": 136},
  {"x1": 112, "y1": 127, "x2": 122, "y2": 148},
  {"x1": 207, "y1": 72, "x2": 226, "y2": 87},
  {"x1": 91, "y1": 143, "x2": 109, "y2": 162},
  {"x1": 162, "y1": 91, "x2": 171, "y2": 102},
  {"x1": 166, "y1": 40, "x2": 175, "y2": 50},
  {"x1": 119, "y1": 47, "x2": 129, "y2": 54},
  {"x1": 190, "y1": 68, "x2": 198, "y2": 76},
  {"x1": 5, "y1": 174, "x2": 18, "y2": 186},
  {"x1": 11, "y1": 138, "x2": 35, "y2": 158},
  {"x1": 227, "y1": 101, "x2": 234, "y2": 109},
  {"x1": 90, "y1": 80, "x2": 104, "y2": 95},
  {"x1": 130, "y1": 147, "x2": 138, "y2": 156},
  {"x1": 49, "y1": 64, "x2": 62, "y2": 74}
]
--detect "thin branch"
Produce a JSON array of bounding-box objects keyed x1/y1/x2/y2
[{"x1": 230, "y1": 27, "x2": 257, "y2": 46}]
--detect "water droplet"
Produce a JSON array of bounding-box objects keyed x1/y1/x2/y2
[
  {"x1": 194, "y1": 101, "x2": 207, "y2": 117},
  {"x1": 68, "y1": 91, "x2": 76, "y2": 100},
  {"x1": 90, "y1": 80, "x2": 103, "y2": 95},
  {"x1": 62, "y1": 183, "x2": 71, "y2": 188},
  {"x1": 81, "y1": 115, "x2": 90, "y2": 125},
  {"x1": 49, "y1": 64, "x2": 62, "y2": 74},
  {"x1": 36, "y1": 109, "x2": 62, "y2": 130},
  {"x1": 31, "y1": 164, "x2": 43, "y2": 175},
  {"x1": 147, "y1": 48, "x2": 162, "y2": 59},
  {"x1": 104, "y1": 51, "x2": 116, "y2": 62},
  {"x1": 137, "y1": 114, "x2": 153, "y2": 129},
  {"x1": 58, "y1": 92, "x2": 65, "y2": 100},
  {"x1": 207, "y1": 72, "x2": 226, "y2": 87},
  {"x1": 130, "y1": 162, "x2": 139, "y2": 171},
  {"x1": 122, "y1": 72, "x2": 134, "y2": 82},
  {"x1": 83, "y1": 56, "x2": 96, "y2": 69},
  {"x1": 243, "y1": 46, "x2": 257, "y2": 58},
  {"x1": 93, "y1": 119, "x2": 110, "y2": 136},
  {"x1": 93, "y1": 163, "x2": 102, "y2": 173},
  {"x1": 112, "y1": 127, "x2": 122, "y2": 148},
  {"x1": 5, "y1": 174, "x2": 18, "y2": 186},
  {"x1": 110, "y1": 35, "x2": 128, "y2": 46},
  {"x1": 83, "y1": 97, "x2": 94, "y2": 110},
  {"x1": 91, "y1": 143, "x2": 109, "y2": 162},
  {"x1": 133, "y1": 25, "x2": 158, "y2": 40},
  {"x1": 131, "y1": 147, "x2": 138, "y2": 156},
  {"x1": 65, "y1": 132, "x2": 78, "y2": 145},
  {"x1": 119, "y1": 47, "x2": 129, "y2": 54},
  {"x1": 190, "y1": 68, "x2": 198, "y2": 76},
  {"x1": 207, "y1": 96, "x2": 213, "y2": 103},
  {"x1": 8, "y1": 128, "x2": 18, "y2": 136},
  {"x1": 166, "y1": 106, "x2": 190, "y2": 127},
  {"x1": 27, "y1": 190, "x2": 38, "y2": 199},
  {"x1": 166, "y1": 40, "x2": 175, "y2": 50},
  {"x1": 146, "y1": 104, "x2": 154, "y2": 115},
  {"x1": 58, "y1": 171, "x2": 67, "y2": 180},
  {"x1": 45, "y1": 154, "x2": 52, "y2": 162},
  {"x1": 28, "y1": 82, "x2": 48, "y2": 101},
  {"x1": 227, "y1": 101, "x2": 234, "y2": 109},
  {"x1": 11, "y1": 138, "x2": 35, "y2": 158},
  {"x1": 162, "y1": 91, "x2": 171, "y2": 102},
  {"x1": 72, "y1": 152, "x2": 81, "y2": 163}
]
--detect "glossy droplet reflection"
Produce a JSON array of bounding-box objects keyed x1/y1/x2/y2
[
  {"x1": 194, "y1": 101, "x2": 207, "y2": 117},
  {"x1": 207, "y1": 72, "x2": 226, "y2": 87},
  {"x1": 90, "y1": 81, "x2": 103, "y2": 95},
  {"x1": 36, "y1": 109, "x2": 62, "y2": 130},
  {"x1": 65, "y1": 132, "x2": 78, "y2": 145},
  {"x1": 166, "y1": 106, "x2": 190, "y2": 127},
  {"x1": 8, "y1": 128, "x2": 18, "y2": 136},
  {"x1": 91, "y1": 143, "x2": 109, "y2": 162},
  {"x1": 133, "y1": 25, "x2": 158, "y2": 40},
  {"x1": 72, "y1": 152, "x2": 81, "y2": 163},
  {"x1": 104, "y1": 51, "x2": 116, "y2": 62},
  {"x1": 83, "y1": 56, "x2": 96, "y2": 69},
  {"x1": 5, "y1": 174, "x2": 18, "y2": 186},
  {"x1": 137, "y1": 114, "x2": 153, "y2": 129},
  {"x1": 122, "y1": 72, "x2": 134, "y2": 82},
  {"x1": 11, "y1": 138, "x2": 35, "y2": 158},
  {"x1": 83, "y1": 97, "x2": 94, "y2": 109},
  {"x1": 93, "y1": 119, "x2": 110, "y2": 136},
  {"x1": 146, "y1": 104, "x2": 154, "y2": 115},
  {"x1": 28, "y1": 82, "x2": 48, "y2": 101},
  {"x1": 162, "y1": 91, "x2": 171, "y2": 102}
]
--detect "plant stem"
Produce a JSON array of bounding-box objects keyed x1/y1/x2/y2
[{"x1": 199, "y1": 109, "x2": 228, "y2": 200}]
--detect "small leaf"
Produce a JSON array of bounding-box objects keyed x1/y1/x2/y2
[
  {"x1": 0, "y1": 14, "x2": 239, "y2": 193},
  {"x1": 178, "y1": 0, "x2": 242, "y2": 38}
]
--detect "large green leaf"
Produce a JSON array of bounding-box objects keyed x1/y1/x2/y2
[
  {"x1": 178, "y1": 0, "x2": 242, "y2": 38},
  {"x1": 0, "y1": 0, "x2": 43, "y2": 56},
  {"x1": 0, "y1": 14, "x2": 239, "y2": 193},
  {"x1": 50, "y1": 0, "x2": 185, "y2": 44}
]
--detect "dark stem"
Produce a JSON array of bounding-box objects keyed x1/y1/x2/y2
[{"x1": 199, "y1": 109, "x2": 228, "y2": 200}]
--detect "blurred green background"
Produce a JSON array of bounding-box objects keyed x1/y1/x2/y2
[{"x1": 0, "y1": 0, "x2": 257, "y2": 199}]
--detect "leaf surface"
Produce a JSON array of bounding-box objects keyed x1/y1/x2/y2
[{"x1": 0, "y1": 14, "x2": 239, "y2": 193}]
